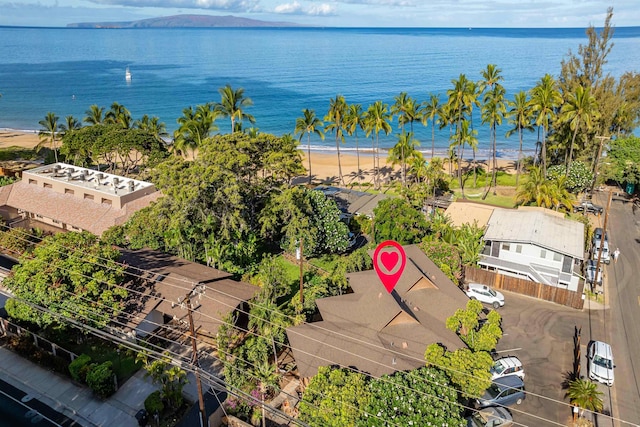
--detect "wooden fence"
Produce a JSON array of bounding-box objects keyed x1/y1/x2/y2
[{"x1": 464, "y1": 266, "x2": 585, "y2": 310}]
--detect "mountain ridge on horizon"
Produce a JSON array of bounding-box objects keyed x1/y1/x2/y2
[{"x1": 66, "y1": 14, "x2": 302, "y2": 28}]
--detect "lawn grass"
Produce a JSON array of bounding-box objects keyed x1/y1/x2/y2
[
  {"x1": 67, "y1": 337, "x2": 141, "y2": 381},
  {"x1": 0, "y1": 146, "x2": 39, "y2": 161}
]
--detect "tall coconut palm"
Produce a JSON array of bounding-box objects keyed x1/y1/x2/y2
[
  {"x1": 422, "y1": 94, "x2": 441, "y2": 159},
  {"x1": 134, "y1": 114, "x2": 169, "y2": 143},
  {"x1": 324, "y1": 95, "x2": 347, "y2": 185},
  {"x1": 447, "y1": 74, "x2": 476, "y2": 192},
  {"x1": 104, "y1": 102, "x2": 132, "y2": 128},
  {"x1": 214, "y1": 84, "x2": 255, "y2": 133},
  {"x1": 344, "y1": 103, "x2": 365, "y2": 182},
  {"x1": 560, "y1": 85, "x2": 600, "y2": 176},
  {"x1": 83, "y1": 104, "x2": 104, "y2": 125},
  {"x1": 566, "y1": 378, "x2": 604, "y2": 416},
  {"x1": 530, "y1": 74, "x2": 563, "y2": 176},
  {"x1": 481, "y1": 84, "x2": 507, "y2": 197},
  {"x1": 392, "y1": 93, "x2": 421, "y2": 185},
  {"x1": 506, "y1": 91, "x2": 535, "y2": 187},
  {"x1": 59, "y1": 115, "x2": 82, "y2": 135},
  {"x1": 37, "y1": 112, "x2": 60, "y2": 162},
  {"x1": 364, "y1": 101, "x2": 392, "y2": 190},
  {"x1": 389, "y1": 131, "x2": 420, "y2": 186},
  {"x1": 479, "y1": 64, "x2": 505, "y2": 195},
  {"x1": 173, "y1": 104, "x2": 218, "y2": 159},
  {"x1": 294, "y1": 109, "x2": 324, "y2": 185},
  {"x1": 463, "y1": 121, "x2": 480, "y2": 188}
]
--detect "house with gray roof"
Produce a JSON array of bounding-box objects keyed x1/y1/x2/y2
[
  {"x1": 286, "y1": 245, "x2": 469, "y2": 379},
  {"x1": 478, "y1": 207, "x2": 585, "y2": 291},
  {"x1": 0, "y1": 163, "x2": 161, "y2": 236}
]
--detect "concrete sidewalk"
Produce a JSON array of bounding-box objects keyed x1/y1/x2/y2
[{"x1": 0, "y1": 345, "x2": 157, "y2": 427}]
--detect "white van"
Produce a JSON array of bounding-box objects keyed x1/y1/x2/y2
[{"x1": 588, "y1": 341, "x2": 614, "y2": 386}]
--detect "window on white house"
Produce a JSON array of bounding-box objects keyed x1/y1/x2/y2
[
  {"x1": 516, "y1": 245, "x2": 522, "y2": 253},
  {"x1": 540, "y1": 249, "x2": 547, "y2": 258},
  {"x1": 553, "y1": 253, "x2": 562, "y2": 262},
  {"x1": 502, "y1": 243, "x2": 511, "y2": 251}
]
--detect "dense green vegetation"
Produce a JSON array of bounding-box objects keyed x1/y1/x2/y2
[{"x1": 2, "y1": 8, "x2": 636, "y2": 426}]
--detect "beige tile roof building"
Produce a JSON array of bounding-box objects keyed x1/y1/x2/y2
[{"x1": 0, "y1": 163, "x2": 161, "y2": 236}]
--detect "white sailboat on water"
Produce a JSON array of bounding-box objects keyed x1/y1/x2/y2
[{"x1": 125, "y1": 66, "x2": 131, "y2": 82}]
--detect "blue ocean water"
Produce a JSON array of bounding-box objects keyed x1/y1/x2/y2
[{"x1": 0, "y1": 26, "x2": 639, "y2": 159}]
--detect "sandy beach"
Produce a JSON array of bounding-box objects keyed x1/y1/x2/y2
[{"x1": 0, "y1": 130, "x2": 516, "y2": 185}]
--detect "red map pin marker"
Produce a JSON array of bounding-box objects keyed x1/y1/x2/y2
[{"x1": 373, "y1": 240, "x2": 406, "y2": 293}]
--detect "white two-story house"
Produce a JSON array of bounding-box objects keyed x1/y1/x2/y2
[{"x1": 478, "y1": 207, "x2": 585, "y2": 291}]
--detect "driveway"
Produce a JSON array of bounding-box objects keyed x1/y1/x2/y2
[{"x1": 494, "y1": 291, "x2": 607, "y2": 426}]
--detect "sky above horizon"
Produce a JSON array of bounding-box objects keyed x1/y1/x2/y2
[{"x1": 0, "y1": 0, "x2": 638, "y2": 28}]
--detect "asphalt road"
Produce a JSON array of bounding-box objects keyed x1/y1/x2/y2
[
  {"x1": 592, "y1": 190, "x2": 640, "y2": 427},
  {"x1": 493, "y1": 291, "x2": 602, "y2": 426}
]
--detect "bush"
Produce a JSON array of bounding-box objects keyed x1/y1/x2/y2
[
  {"x1": 144, "y1": 390, "x2": 164, "y2": 416},
  {"x1": 86, "y1": 361, "x2": 116, "y2": 398},
  {"x1": 69, "y1": 354, "x2": 92, "y2": 383}
]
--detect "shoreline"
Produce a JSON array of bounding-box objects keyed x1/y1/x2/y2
[{"x1": 0, "y1": 129, "x2": 518, "y2": 186}]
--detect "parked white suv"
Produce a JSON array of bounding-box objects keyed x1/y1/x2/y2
[
  {"x1": 588, "y1": 340, "x2": 614, "y2": 386},
  {"x1": 592, "y1": 240, "x2": 610, "y2": 264},
  {"x1": 491, "y1": 356, "x2": 525, "y2": 380},
  {"x1": 465, "y1": 283, "x2": 505, "y2": 309}
]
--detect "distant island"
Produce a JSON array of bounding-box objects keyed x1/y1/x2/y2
[{"x1": 67, "y1": 14, "x2": 301, "y2": 29}]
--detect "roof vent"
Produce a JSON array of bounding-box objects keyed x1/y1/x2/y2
[
  {"x1": 113, "y1": 177, "x2": 119, "y2": 187},
  {"x1": 128, "y1": 181, "x2": 135, "y2": 192},
  {"x1": 65, "y1": 170, "x2": 72, "y2": 180}
]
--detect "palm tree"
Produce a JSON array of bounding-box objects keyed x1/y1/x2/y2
[
  {"x1": 344, "y1": 103, "x2": 364, "y2": 182},
  {"x1": 422, "y1": 94, "x2": 441, "y2": 159},
  {"x1": 173, "y1": 104, "x2": 218, "y2": 158},
  {"x1": 566, "y1": 378, "x2": 604, "y2": 416},
  {"x1": 560, "y1": 85, "x2": 600, "y2": 176},
  {"x1": 134, "y1": 114, "x2": 169, "y2": 143},
  {"x1": 363, "y1": 101, "x2": 392, "y2": 190},
  {"x1": 389, "y1": 131, "x2": 420, "y2": 186},
  {"x1": 214, "y1": 84, "x2": 255, "y2": 133},
  {"x1": 324, "y1": 95, "x2": 347, "y2": 185},
  {"x1": 479, "y1": 65, "x2": 505, "y2": 195},
  {"x1": 460, "y1": 120, "x2": 479, "y2": 188},
  {"x1": 516, "y1": 165, "x2": 572, "y2": 209},
  {"x1": 447, "y1": 74, "x2": 477, "y2": 194},
  {"x1": 392, "y1": 93, "x2": 421, "y2": 186},
  {"x1": 37, "y1": 112, "x2": 60, "y2": 162},
  {"x1": 481, "y1": 84, "x2": 507, "y2": 197},
  {"x1": 506, "y1": 91, "x2": 535, "y2": 186},
  {"x1": 104, "y1": 102, "x2": 131, "y2": 128},
  {"x1": 530, "y1": 74, "x2": 563, "y2": 176},
  {"x1": 59, "y1": 115, "x2": 82, "y2": 135},
  {"x1": 294, "y1": 109, "x2": 324, "y2": 185},
  {"x1": 83, "y1": 104, "x2": 104, "y2": 125}
]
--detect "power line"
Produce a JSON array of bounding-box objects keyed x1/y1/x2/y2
[{"x1": 0, "y1": 227, "x2": 633, "y2": 425}]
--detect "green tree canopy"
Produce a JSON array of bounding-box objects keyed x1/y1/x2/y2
[
  {"x1": 360, "y1": 367, "x2": 465, "y2": 426},
  {"x1": 425, "y1": 344, "x2": 493, "y2": 399},
  {"x1": 299, "y1": 366, "x2": 371, "y2": 427},
  {"x1": 600, "y1": 135, "x2": 640, "y2": 185},
  {"x1": 4, "y1": 232, "x2": 126, "y2": 329},
  {"x1": 445, "y1": 299, "x2": 503, "y2": 352},
  {"x1": 372, "y1": 198, "x2": 428, "y2": 244},
  {"x1": 260, "y1": 187, "x2": 350, "y2": 257}
]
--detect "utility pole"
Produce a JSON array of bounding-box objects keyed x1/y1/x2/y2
[
  {"x1": 297, "y1": 239, "x2": 304, "y2": 306},
  {"x1": 591, "y1": 135, "x2": 610, "y2": 196},
  {"x1": 593, "y1": 191, "x2": 613, "y2": 290},
  {"x1": 185, "y1": 293, "x2": 208, "y2": 427}
]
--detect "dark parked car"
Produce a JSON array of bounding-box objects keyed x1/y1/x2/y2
[{"x1": 573, "y1": 200, "x2": 604, "y2": 214}]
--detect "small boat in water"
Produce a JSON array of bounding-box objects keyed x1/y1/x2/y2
[{"x1": 125, "y1": 67, "x2": 131, "y2": 82}]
